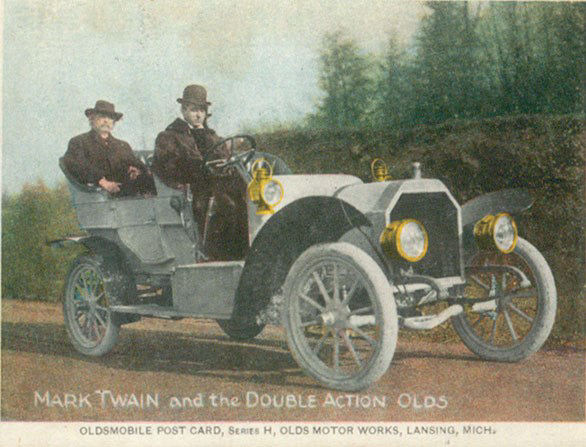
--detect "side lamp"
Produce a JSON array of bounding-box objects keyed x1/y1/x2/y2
[{"x1": 247, "y1": 158, "x2": 284, "y2": 215}]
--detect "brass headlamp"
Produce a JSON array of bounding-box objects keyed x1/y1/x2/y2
[
  {"x1": 380, "y1": 219, "x2": 429, "y2": 262},
  {"x1": 371, "y1": 158, "x2": 391, "y2": 182},
  {"x1": 247, "y1": 158, "x2": 284, "y2": 215},
  {"x1": 474, "y1": 213, "x2": 518, "y2": 253}
]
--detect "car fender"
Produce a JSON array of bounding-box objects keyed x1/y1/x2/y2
[
  {"x1": 234, "y1": 196, "x2": 373, "y2": 324},
  {"x1": 49, "y1": 235, "x2": 132, "y2": 269}
]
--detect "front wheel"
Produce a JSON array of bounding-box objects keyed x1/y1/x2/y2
[
  {"x1": 63, "y1": 255, "x2": 122, "y2": 356},
  {"x1": 452, "y1": 238, "x2": 557, "y2": 362},
  {"x1": 282, "y1": 242, "x2": 398, "y2": 391}
]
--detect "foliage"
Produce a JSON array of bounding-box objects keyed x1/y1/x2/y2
[
  {"x1": 1, "y1": 181, "x2": 82, "y2": 301},
  {"x1": 479, "y1": 2, "x2": 585, "y2": 116},
  {"x1": 311, "y1": 31, "x2": 376, "y2": 129},
  {"x1": 311, "y1": 2, "x2": 585, "y2": 131}
]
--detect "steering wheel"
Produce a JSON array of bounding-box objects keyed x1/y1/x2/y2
[{"x1": 204, "y1": 135, "x2": 257, "y2": 176}]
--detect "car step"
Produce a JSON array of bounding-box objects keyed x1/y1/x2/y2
[{"x1": 110, "y1": 304, "x2": 191, "y2": 319}]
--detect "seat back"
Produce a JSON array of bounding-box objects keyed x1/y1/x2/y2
[{"x1": 59, "y1": 156, "x2": 109, "y2": 208}]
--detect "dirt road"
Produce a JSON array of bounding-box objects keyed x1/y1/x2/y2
[{"x1": 1, "y1": 299, "x2": 584, "y2": 422}]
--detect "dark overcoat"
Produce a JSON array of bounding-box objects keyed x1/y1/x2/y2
[
  {"x1": 152, "y1": 119, "x2": 248, "y2": 260},
  {"x1": 151, "y1": 118, "x2": 227, "y2": 191},
  {"x1": 63, "y1": 130, "x2": 154, "y2": 196}
]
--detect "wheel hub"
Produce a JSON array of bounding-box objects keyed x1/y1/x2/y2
[{"x1": 319, "y1": 305, "x2": 351, "y2": 329}]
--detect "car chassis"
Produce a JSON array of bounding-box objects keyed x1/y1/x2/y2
[{"x1": 54, "y1": 135, "x2": 557, "y2": 391}]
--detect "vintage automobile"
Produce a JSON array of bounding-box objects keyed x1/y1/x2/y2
[{"x1": 55, "y1": 135, "x2": 557, "y2": 391}]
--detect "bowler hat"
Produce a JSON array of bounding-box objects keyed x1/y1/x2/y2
[
  {"x1": 84, "y1": 100, "x2": 123, "y2": 121},
  {"x1": 177, "y1": 84, "x2": 211, "y2": 107}
]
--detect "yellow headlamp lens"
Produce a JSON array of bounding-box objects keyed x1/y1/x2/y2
[
  {"x1": 380, "y1": 219, "x2": 428, "y2": 262},
  {"x1": 474, "y1": 213, "x2": 518, "y2": 253},
  {"x1": 493, "y1": 213, "x2": 518, "y2": 253},
  {"x1": 260, "y1": 179, "x2": 284, "y2": 206}
]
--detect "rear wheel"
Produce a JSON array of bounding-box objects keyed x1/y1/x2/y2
[
  {"x1": 63, "y1": 255, "x2": 128, "y2": 356},
  {"x1": 452, "y1": 238, "x2": 556, "y2": 362},
  {"x1": 282, "y1": 242, "x2": 397, "y2": 391}
]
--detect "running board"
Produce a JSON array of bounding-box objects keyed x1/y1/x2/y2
[
  {"x1": 401, "y1": 304, "x2": 463, "y2": 330},
  {"x1": 110, "y1": 304, "x2": 193, "y2": 319}
]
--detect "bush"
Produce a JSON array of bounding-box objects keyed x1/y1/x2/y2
[{"x1": 1, "y1": 181, "x2": 82, "y2": 301}]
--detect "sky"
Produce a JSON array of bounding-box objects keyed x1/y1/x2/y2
[{"x1": 1, "y1": 0, "x2": 428, "y2": 193}]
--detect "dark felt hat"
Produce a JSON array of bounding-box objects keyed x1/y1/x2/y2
[
  {"x1": 177, "y1": 84, "x2": 211, "y2": 107},
  {"x1": 84, "y1": 100, "x2": 123, "y2": 121}
]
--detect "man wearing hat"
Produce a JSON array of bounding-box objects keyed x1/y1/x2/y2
[
  {"x1": 152, "y1": 85, "x2": 227, "y2": 190},
  {"x1": 63, "y1": 100, "x2": 155, "y2": 196},
  {"x1": 152, "y1": 85, "x2": 247, "y2": 260}
]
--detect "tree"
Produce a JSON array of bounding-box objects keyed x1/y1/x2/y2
[
  {"x1": 374, "y1": 34, "x2": 414, "y2": 129},
  {"x1": 480, "y1": 2, "x2": 585, "y2": 115},
  {"x1": 410, "y1": 1, "x2": 487, "y2": 124},
  {"x1": 314, "y1": 31, "x2": 375, "y2": 128}
]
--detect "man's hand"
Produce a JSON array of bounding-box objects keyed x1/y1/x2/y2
[
  {"x1": 98, "y1": 177, "x2": 121, "y2": 193},
  {"x1": 127, "y1": 166, "x2": 140, "y2": 180}
]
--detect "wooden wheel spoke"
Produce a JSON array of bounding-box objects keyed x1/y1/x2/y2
[
  {"x1": 75, "y1": 310, "x2": 86, "y2": 324},
  {"x1": 82, "y1": 315, "x2": 92, "y2": 337},
  {"x1": 80, "y1": 272, "x2": 91, "y2": 296},
  {"x1": 501, "y1": 273, "x2": 508, "y2": 291},
  {"x1": 508, "y1": 289, "x2": 537, "y2": 299},
  {"x1": 341, "y1": 279, "x2": 359, "y2": 307},
  {"x1": 341, "y1": 331, "x2": 362, "y2": 368},
  {"x1": 91, "y1": 317, "x2": 101, "y2": 340},
  {"x1": 94, "y1": 309, "x2": 108, "y2": 328},
  {"x1": 299, "y1": 292, "x2": 325, "y2": 312},
  {"x1": 88, "y1": 277, "x2": 99, "y2": 297},
  {"x1": 74, "y1": 298, "x2": 89, "y2": 309},
  {"x1": 332, "y1": 331, "x2": 340, "y2": 372},
  {"x1": 312, "y1": 331, "x2": 330, "y2": 355},
  {"x1": 349, "y1": 325, "x2": 377, "y2": 348},
  {"x1": 508, "y1": 303, "x2": 534, "y2": 323},
  {"x1": 312, "y1": 272, "x2": 332, "y2": 305},
  {"x1": 503, "y1": 308, "x2": 518, "y2": 341},
  {"x1": 75, "y1": 284, "x2": 90, "y2": 301},
  {"x1": 94, "y1": 290, "x2": 105, "y2": 303},
  {"x1": 469, "y1": 274, "x2": 490, "y2": 291},
  {"x1": 350, "y1": 306, "x2": 372, "y2": 316},
  {"x1": 489, "y1": 317, "x2": 498, "y2": 344},
  {"x1": 332, "y1": 263, "x2": 340, "y2": 303}
]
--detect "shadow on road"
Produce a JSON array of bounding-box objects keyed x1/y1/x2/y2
[
  {"x1": 2, "y1": 320, "x2": 485, "y2": 389},
  {"x1": 1, "y1": 320, "x2": 316, "y2": 388},
  {"x1": 393, "y1": 349, "x2": 479, "y2": 362}
]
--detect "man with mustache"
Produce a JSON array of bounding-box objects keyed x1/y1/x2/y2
[{"x1": 63, "y1": 100, "x2": 155, "y2": 196}]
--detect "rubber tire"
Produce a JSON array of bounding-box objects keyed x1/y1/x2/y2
[
  {"x1": 282, "y1": 242, "x2": 398, "y2": 391},
  {"x1": 216, "y1": 318, "x2": 265, "y2": 340},
  {"x1": 63, "y1": 255, "x2": 121, "y2": 356},
  {"x1": 451, "y1": 238, "x2": 557, "y2": 362}
]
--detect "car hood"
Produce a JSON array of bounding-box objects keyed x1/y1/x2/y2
[{"x1": 275, "y1": 174, "x2": 363, "y2": 204}]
